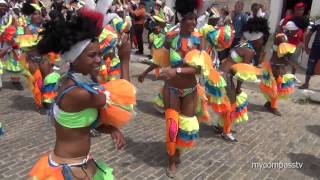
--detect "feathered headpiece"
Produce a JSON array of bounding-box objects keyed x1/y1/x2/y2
[
  {"x1": 175, "y1": 0, "x2": 202, "y2": 20},
  {"x1": 22, "y1": 3, "x2": 41, "y2": 16},
  {"x1": 58, "y1": 0, "x2": 113, "y2": 63}
]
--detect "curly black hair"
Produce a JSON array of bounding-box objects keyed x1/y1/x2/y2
[
  {"x1": 291, "y1": 16, "x2": 309, "y2": 30},
  {"x1": 175, "y1": 0, "x2": 197, "y2": 17},
  {"x1": 242, "y1": 17, "x2": 270, "y2": 45},
  {"x1": 21, "y1": 3, "x2": 36, "y2": 16},
  {"x1": 37, "y1": 13, "x2": 98, "y2": 55}
]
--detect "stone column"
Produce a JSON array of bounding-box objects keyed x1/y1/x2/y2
[
  {"x1": 268, "y1": 0, "x2": 283, "y2": 33},
  {"x1": 310, "y1": 0, "x2": 320, "y2": 17}
]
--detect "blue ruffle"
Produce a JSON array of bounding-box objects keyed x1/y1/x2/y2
[
  {"x1": 41, "y1": 83, "x2": 57, "y2": 92},
  {"x1": 235, "y1": 100, "x2": 248, "y2": 112},
  {"x1": 281, "y1": 80, "x2": 294, "y2": 88},
  {"x1": 171, "y1": 60, "x2": 183, "y2": 67},
  {"x1": 190, "y1": 35, "x2": 201, "y2": 46},
  {"x1": 205, "y1": 81, "x2": 223, "y2": 97},
  {"x1": 101, "y1": 39, "x2": 117, "y2": 56},
  {"x1": 262, "y1": 71, "x2": 270, "y2": 81},
  {"x1": 115, "y1": 21, "x2": 124, "y2": 33},
  {"x1": 206, "y1": 29, "x2": 219, "y2": 46},
  {"x1": 110, "y1": 63, "x2": 120, "y2": 71},
  {"x1": 178, "y1": 129, "x2": 199, "y2": 141}
]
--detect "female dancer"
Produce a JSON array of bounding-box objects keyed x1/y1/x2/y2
[
  {"x1": 18, "y1": 2, "x2": 60, "y2": 111},
  {"x1": 21, "y1": 2, "x2": 43, "y2": 35},
  {"x1": 0, "y1": 2, "x2": 24, "y2": 89},
  {"x1": 158, "y1": 0, "x2": 207, "y2": 177},
  {"x1": 199, "y1": 7, "x2": 234, "y2": 68},
  {"x1": 211, "y1": 17, "x2": 270, "y2": 142},
  {"x1": 98, "y1": 10, "x2": 131, "y2": 83},
  {"x1": 29, "y1": 2, "x2": 135, "y2": 179},
  {"x1": 260, "y1": 21, "x2": 297, "y2": 116},
  {"x1": 19, "y1": 2, "x2": 51, "y2": 110},
  {"x1": 137, "y1": 14, "x2": 170, "y2": 113}
]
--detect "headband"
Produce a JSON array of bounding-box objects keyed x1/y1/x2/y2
[
  {"x1": 243, "y1": 31, "x2": 263, "y2": 41},
  {"x1": 294, "y1": 2, "x2": 304, "y2": 9},
  {"x1": 60, "y1": 0, "x2": 113, "y2": 63},
  {"x1": 61, "y1": 39, "x2": 91, "y2": 63}
]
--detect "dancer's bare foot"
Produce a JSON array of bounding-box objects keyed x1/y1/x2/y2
[{"x1": 167, "y1": 158, "x2": 177, "y2": 178}]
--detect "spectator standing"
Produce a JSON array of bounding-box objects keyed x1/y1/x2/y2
[
  {"x1": 279, "y1": 2, "x2": 308, "y2": 83},
  {"x1": 129, "y1": 1, "x2": 146, "y2": 55},
  {"x1": 299, "y1": 20, "x2": 320, "y2": 89},
  {"x1": 231, "y1": 0, "x2": 248, "y2": 47},
  {"x1": 249, "y1": 3, "x2": 269, "y2": 66},
  {"x1": 220, "y1": 6, "x2": 232, "y2": 26}
]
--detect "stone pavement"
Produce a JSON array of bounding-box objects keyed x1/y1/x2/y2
[{"x1": 0, "y1": 55, "x2": 320, "y2": 180}]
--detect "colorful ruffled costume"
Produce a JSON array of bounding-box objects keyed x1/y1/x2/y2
[
  {"x1": 98, "y1": 16, "x2": 131, "y2": 83},
  {"x1": 1, "y1": 24, "x2": 23, "y2": 82},
  {"x1": 199, "y1": 24, "x2": 252, "y2": 131},
  {"x1": 17, "y1": 27, "x2": 61, "y2": 108},
  {"x1": 30, "y1": 73, "x2": 136, "y2": 180},
  {"x1": 29, "y1": 153, "x2": 114, "y2": 180},
  {"x1": 146, "y1": 23, "x2": 174, "y2": 113},
  {"x1": 153, "y1": 29, "x2": 235, "y2": 154},
  {"x1": 163, "y1": 31, "x2": 202, "y2": 155},
  {"x1": 206, "y1": 41, "x2": 263, "y2": 135},
  {"x1": 199, "y1": 24, "x2": 234, "y2": 68},
  {"x1": 260, "y1": 34, "x2": 296, "y2": 109}
]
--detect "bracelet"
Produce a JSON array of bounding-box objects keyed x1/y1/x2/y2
[
  {"x1": 176, "y1": 67, "x2": 182, "y2": 74},
  {"x1": 103, "y1": 90, "x2": 111, "y2": 108}
]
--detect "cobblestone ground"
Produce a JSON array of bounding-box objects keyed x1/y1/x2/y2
[{"x1": 0, "y1": 54, "x2": 320, "y2": 180}]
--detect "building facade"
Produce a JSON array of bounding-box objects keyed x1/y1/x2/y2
[{"x1": 165, "y1": 0, "x2": 320, "y2": 33}]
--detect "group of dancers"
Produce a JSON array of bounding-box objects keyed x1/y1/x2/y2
[
  {"x1": 138, "y1": 0, "x2": 298, "y2": 177},
  {"x1": 0, "y1": 0, "x2": 299, "y2": 179}
]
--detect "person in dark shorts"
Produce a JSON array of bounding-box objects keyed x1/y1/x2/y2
[{"x1": 299, "y1": 21, "x2": 320, "y2": 89}]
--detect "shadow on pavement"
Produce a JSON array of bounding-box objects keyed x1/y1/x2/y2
[
  {"x1": 308, "y1": 88, "x2": 320, "y2": 93},
  {"x1": 248, "y1": 102, "x2": 268, "y2": 113},
  {"x1": 287, "y1": 153, "x2": 320, "y2": 178},
  {"x1": 131, "y1": 73, "x2": 157, "y2": 82},
  {"x1": 306, "y1": 125, "x2": 320, "y2": 137},
  {"x1": 124, "y1": 138, "x2": 167, "y2": 167},
  {"x1": 136, "y1": 99, "x2": 163, "y2": 118},
  {"x1": 9, "y1": 95, "x2": 37, "y2": 111},
  {"x1": 199, "y1": 123, "x2": 224, "y2": 139},
  {"x1": 2, "y1": 81, "x2": 24, "y2": 91}
]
